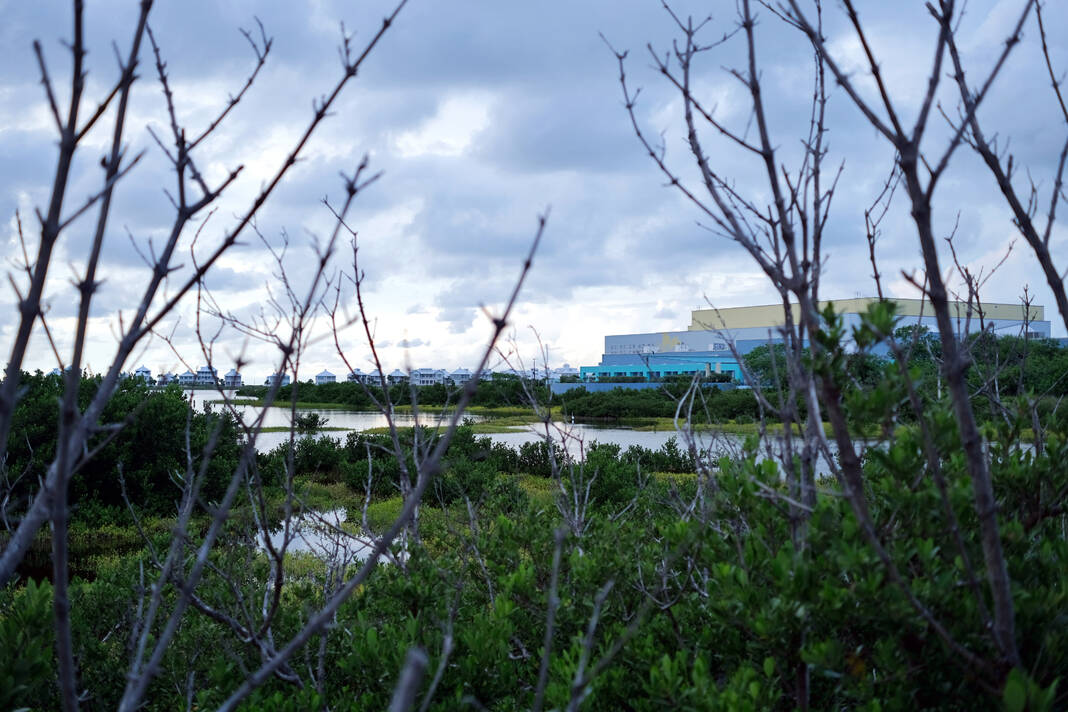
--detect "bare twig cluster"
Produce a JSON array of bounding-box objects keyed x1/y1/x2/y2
[
  {"x1": 613, "y1": 0, "x2": 1068, "y2": 702},
  {"x1": 0, "y1": 1, "x2": 545, "y2": 708}
]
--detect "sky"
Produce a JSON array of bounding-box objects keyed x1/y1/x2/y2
[{"x1": 1, "y1": 0, "x2": 1066, "y2": 383}]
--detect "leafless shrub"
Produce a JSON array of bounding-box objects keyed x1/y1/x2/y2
[
  {"x1": 610, "y1": 0, "x2": 1067, "y2": 695},
  {"x1": 0, "y1": 1, "x2": 551, "y2": 708}
]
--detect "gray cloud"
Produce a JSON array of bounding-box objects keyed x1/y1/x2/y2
[{"x1": 2, "y1": 0, "x2": 1066, "y2": 378}]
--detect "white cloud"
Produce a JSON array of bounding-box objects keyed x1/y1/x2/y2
[
  {"x1": 392, "y1": 93, "x2": 492, "y2": 158},
  {"x1": 1, "y1": 0, "x2": 1065, "y2": 384}
]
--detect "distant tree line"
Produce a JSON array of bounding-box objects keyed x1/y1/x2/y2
[{"x1": 237, "y1": 372, "x2": 550, "y2": 410}]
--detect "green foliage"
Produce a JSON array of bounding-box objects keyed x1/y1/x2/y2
[
  {"x1": 622, "y1": 435, "x2": 695, "y2": 473},
  {"x1": 557, "y1": 384, "x2": 758, "y2": 421},
  {"x1": 6, "y1": 326, "x2": 1068, "y2": 708},
  {"x1": 248, "y1": 372, "x2": 553, "y2": 411},
  {"x1": 4, "y1": 418, "x2": 1066, "y2": 708},
  {"x1": 4, "y1": 374, "x2": 242, "y2": 521},
  {"x1": 742, "y1": 343, "x2": 796, "y2": 390},
  {"x1": 0, "y1": 579, "x2": 55, "y2": 709},
  {"x1": 1003, "y1": 669, "x2": 1060, "y2": 712},
  {"x1": 294, "y1": 411, "x2": 328, "y2": 432}
]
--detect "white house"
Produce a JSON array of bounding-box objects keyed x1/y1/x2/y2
[
  {"x1": 134, "y1": 365, "x2": 152, "y2": 382},
  {"x1": 387, "y1": 369, "x2": 408, "y2": 385},
  {"x1": 346, "y1": 369, "x2": 366, "y2": 383},
  {"x1": 315, "y1": 370, "x2": 336, "y2": 385},
  {"x1": 264, "y1": 373, "x2": 291, "y2": 387},
  {"x1": 449, "y1": 368, "x2": 473, "y2": 385},
  {"x1": 195, "y1": 365, "x2": 217, "y2": 385},
  {"x1": 178, "y1": 370, "x2": 195, "y2": 386},
  {"x1": 222, "y1": 369, "x2": 243, "y2": 388},
  {"x1": 410, "y1": 368, "x2": 447, "y2": 387},
  {"x1": 549, "y1": 364, "x2": 580, "y2": 382}
]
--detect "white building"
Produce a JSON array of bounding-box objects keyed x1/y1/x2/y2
[
  {"x1": 449, "y1": 368, "x2": 473, "y2": 385},
  {"x1": 346, "y1": 369, "x2": 366, "y2": 383},
  {"x1": 264, "y1": 373, "x2": 291, "y2": 387},
  {"x1": 178, "y1": 370, "x2": 195, "y2": 387},
  {"x1": 195, "y1": 365, "x2": 217, "y2": 386},
  {"x1": 549, "y1": 364, "x2": 580, "y2": 382},
  {"x1": 134, "y1": 365, "x2": 152, "y2": 382},
  {"x1": 315, "y1": 370, "x2": 336, "y2": 385},
  {"x1": 410, "y1": 368, "x2": 448, "y2": 387},
  {"x1": 387, "y1": 369, "x2": 408, "y2": 385},
  {"x1": 222, "y1": 369, "x2": 243, "y2": 388}
]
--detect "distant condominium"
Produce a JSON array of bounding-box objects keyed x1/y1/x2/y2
[
  {"x1": 581, "y1": 297, "x2": 1050, "y2": 382},
  {"x1": 341, "y1": 365, "x2": 579, "y2": 386}
]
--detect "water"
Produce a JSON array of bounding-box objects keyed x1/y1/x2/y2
[
  {"x1": 261, "y1": 508, "x2": 373, "y2": 564},
  {"x1": 489, "y1": 422, "x2": 704, "y2": 457},
  {"x1": 487, "y1": 422, "x2": 849, "y2": 475},
  {"x1": 181, "y1": 390, "x2": 484, "y2": 451},
  {"x1": 180, "y1": 390, "x2": 848, "y2": 474}
]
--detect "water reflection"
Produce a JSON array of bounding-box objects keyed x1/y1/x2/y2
[
  {"x1": 489, "y1": 423, "x2": 849, "y2": 476},
  {"x1": 261, "y1": 508, "x2": 371, "y2": 564},
  {"x1": 181, "y1": 390, "x2": 483, "y2": 451},
  {"x1": 179, "y1": 390, "x2": 847, "y2": 475}
]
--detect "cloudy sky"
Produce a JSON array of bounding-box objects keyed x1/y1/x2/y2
[{"x1": 1, "y1": 0, "x2": 1065, "y2": 382}]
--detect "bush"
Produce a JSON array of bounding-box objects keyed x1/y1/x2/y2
[
  {"x1": 516, "y1": 440, "x2": 569, "y2": 477},
  {"x1": 621, "y1": 436, "x2": 695, "y2": 474},
  {"x1": 0, "y1": 579, "x2": 55, "y2": 710}
]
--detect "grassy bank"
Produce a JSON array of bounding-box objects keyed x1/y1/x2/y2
[
  {"x1": 228, "y1": 400, "x2": 562, "y2": 419},
  {"x1": 255, "y1": 426, "x2": 351, "y2": 433},
  {"x1": 361, "y1": 416, "x2": 541, "y2": 435}
]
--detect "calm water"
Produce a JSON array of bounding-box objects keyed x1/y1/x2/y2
[
  {"x1": 486, "y1": 422, "x2": 850, "y2": 475},
  {"x1": 183, "y1": 390, "x2": 483, "y2": 451},
  {"x1": 261, "y1": 508, "x2": 372, "y2": 564},
  {"x1": 181, "y1": 390, "x2": 846, "y2": 473},
  {"x1": 489, "y1": 422, "x2": 712, "y2": 456}
]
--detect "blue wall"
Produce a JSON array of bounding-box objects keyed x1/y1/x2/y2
[{"x1": 579, "y1": 351, "x2": 743, "y2": 382}]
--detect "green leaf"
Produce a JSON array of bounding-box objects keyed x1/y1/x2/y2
[{"x1": 1003, "y1": 668, "x2": 1027, "y2": 712}]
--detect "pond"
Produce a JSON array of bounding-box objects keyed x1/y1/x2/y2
[
  {"x1": 181, "y1": 390, "x2": 850, "y2": 474},
  {"x1": 486, "y1": 422, "x2": 852, "y2": 475},
  {"x1": 260, "y1": 508, "x2": 373, "y2": 564},
  {"x1": 182, "y1": 390, "x2": 484, "y2": 451}
]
